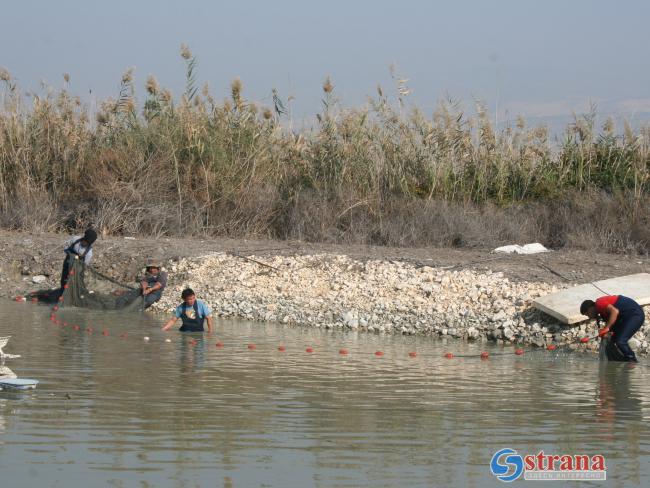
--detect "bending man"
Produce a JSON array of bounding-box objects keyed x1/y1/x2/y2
[
  {"x1": 61, "y1": 228, "x2": 97, "y2": 288},
  {"x1": 581, "y1": 295, "x2": 645, "y2": 362}
]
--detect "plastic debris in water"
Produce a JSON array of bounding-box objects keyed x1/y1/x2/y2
[{"x1": 0, "y1": 378, "x2": 39, "y2": 390}]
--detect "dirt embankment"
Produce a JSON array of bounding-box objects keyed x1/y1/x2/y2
[{"x1": 1, "y1": 229, "x2": 647, "y2": 295}]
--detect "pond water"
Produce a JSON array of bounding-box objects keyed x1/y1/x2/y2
[{"x1": 0, "y1": 301, "x2": 649, "y2": 487}]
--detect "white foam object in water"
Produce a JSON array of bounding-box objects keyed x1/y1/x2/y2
[
  {"x1": 165, "y1": 338, "x2": 171, "y2": 343},
  {"x1": 143, "y1": 336, "x2": 150, "y2": 342},
  {"x1": 493, "y1": 243, "x2": 549, "y2": 255},
  {"x1": 0, "y1": 336, "x2": 21, "y2": 360},
  {"x1": 0, "y1": 365, "x2": 17, "y2": 380}
]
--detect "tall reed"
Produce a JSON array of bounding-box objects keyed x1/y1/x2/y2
[{"x1": 0, "y1": 50, "x2": 648, "y2": 252}]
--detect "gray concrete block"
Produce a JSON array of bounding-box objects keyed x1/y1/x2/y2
[{"x1": 534, "y1": 273, "x2": 650, "y2": 324}]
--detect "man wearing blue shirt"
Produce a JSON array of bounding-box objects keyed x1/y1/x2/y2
[{"x1": 162, "y1": 288, "x2": 214, "y2": 333}]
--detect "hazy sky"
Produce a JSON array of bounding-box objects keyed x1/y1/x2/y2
[{"x1": 2, "y1": 0, "x2": 650, "y2": 126}]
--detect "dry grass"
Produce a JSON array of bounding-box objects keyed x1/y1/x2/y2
[{"x1": 0, "y1": 50, "x2": 649, "y2": 253}]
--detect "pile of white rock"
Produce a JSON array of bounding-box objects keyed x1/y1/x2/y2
[{"x1": 151, "y1": 253, "x2": 650, "y2": 354}]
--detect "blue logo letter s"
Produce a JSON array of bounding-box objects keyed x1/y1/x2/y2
[{"x1": 490, "y1": 448, "x2": 524, "y2": 482}]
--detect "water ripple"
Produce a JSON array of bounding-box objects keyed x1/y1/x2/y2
[{"x1": 0, "y1": 303, "x2": 649, "y2": 486}]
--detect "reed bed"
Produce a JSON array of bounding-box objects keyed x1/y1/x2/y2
[{"x1": 0, "y1": 49, "x2": 648, "y2": 252}]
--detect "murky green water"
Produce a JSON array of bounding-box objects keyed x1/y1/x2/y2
[{"x1": 1, "y1": 302, "x2": 649, "y2": 487}]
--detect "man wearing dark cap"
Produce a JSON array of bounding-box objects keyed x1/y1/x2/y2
[
  {"x1": 60, "y1": 228, "x2": 97, "y2": 288},
  {"x1": 581, "y1": 295, "x2": 645, "y2": 362}
]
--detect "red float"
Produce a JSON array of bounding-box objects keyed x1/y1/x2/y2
[
  {"x1": 444, "y1": 352, "x2": 454, "y2": 359},
  {"x1": 408, "y1": 352, "x2": 417, "y2": 358},
  {"x1": 278, "y1": 345, "x2": 286, "y2": 352},
  {"x1": 306, "y1": 347, "x2": 314, "y2": 353},
  {"x1": 375, "y1": 351, "x2": 384, "y2": 357},
  {"x1": 515, "y1": 348, "x2": 525, "y2": 355},
  {"x1": 102, "y1": 330, "x2": 109, "y2": 336},
  {"x1": 480, "y1": 352, "x2": 489, "y2": 359},
  {"x1": 580, "y1": 337, "x2": 590, "y2": 343},
  {"x1": 216, "y1": 342, "x2": 224, "y2": 348},
  {"x1": 339, "y1": 349, "x2": 349, "y2": 355},
  {"x1": 547, "y1": 344, "x2": 557, "y2": 351},
  {"x1": 247, "y1": 344, "x2": 256, "y2": 350}
]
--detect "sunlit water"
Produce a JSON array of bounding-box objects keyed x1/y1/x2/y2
[{"x1": 1, "y1": 301, "x2": 649, "y2": 487}]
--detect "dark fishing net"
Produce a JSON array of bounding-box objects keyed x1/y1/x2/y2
[
  {"x1": 31, "y1": 255, "x2": 144, "y2": 312},
  {"x1": 599, "y1": 335, "x2": 626, "y2": 361}
]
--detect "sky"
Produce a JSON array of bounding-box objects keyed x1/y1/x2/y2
[{"x1": 2, "y1": 0, "x2": 650, "y2": 129}]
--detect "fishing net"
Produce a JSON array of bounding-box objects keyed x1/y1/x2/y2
[
  {"x1": 31, "y1": 255, "x2": 144, "y2": 312},
  {"x1": 599, "y1": 335, "x2": 626, "y2": 361}
]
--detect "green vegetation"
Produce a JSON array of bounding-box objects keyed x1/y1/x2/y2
[{"x1": 0, "y1": 47, "x2": 648, "y2": 252}]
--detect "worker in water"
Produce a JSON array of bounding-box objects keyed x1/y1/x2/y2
[
  {"x1": 139, "y1": 259, "x2": 167, "y2": 309},
  {"x1": 581, "y1": 295, "x2": 645, "y2": 362},
  {"x1": 161, "y1": 288, "x2": 214, "y2": 333},
  {"x1": 60, "y1": 228, "x2": 97, "y2": 288}
]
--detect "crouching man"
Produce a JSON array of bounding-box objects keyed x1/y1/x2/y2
[
  {"x1": 140, "y1": 259, "x2": 167, "y2": 309},
  {"x1": 162, "y1": 288, "x2": 214, "y2": 333}
]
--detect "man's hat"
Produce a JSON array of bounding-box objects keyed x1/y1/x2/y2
[{"x1": 145, "y1": 258, "x2": 162, "y2": 268}]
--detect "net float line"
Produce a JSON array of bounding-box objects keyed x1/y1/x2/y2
[{"x1": 43, "y1": 307, "x2": 604, "y2": 361}]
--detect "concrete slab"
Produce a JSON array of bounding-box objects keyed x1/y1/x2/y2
[{"x1": 533, "y1": 273, "x2": 650, "y2": 324}]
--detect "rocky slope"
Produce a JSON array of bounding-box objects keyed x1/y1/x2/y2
[{"x1": 151, "y1": 252, "x2": 650, "y2": 354}]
